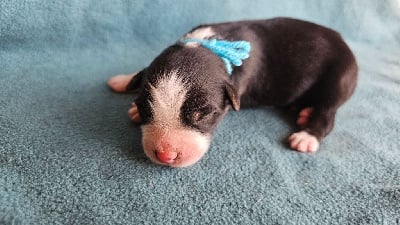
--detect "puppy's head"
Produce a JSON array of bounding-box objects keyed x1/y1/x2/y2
[{"x1": 132, "y1": 46, "x2": 240, "y2": 167}]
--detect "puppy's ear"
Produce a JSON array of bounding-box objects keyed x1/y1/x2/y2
[
  {"x1": 224, "y1": 81, "x2": 240, "y2": 111},
  {"x1": 126, "y1": 69, "x2": 146, "y2": 92}
]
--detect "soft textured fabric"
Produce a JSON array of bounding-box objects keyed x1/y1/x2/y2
[{"x1": 1, "y1": 0, "x2": 399, "y2": 224}]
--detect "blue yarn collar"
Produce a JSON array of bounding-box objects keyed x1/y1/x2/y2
[{"x1": 180, "y1": 38, "x2": 251, "y2": 75}]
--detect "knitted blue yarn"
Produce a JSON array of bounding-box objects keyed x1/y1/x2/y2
[{"x1": 180, "y1": 38, "x2": 251, "y2": 75}]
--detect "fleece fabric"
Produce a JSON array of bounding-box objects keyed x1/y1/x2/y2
[{"x1": 1, "y1": 0, "x2": 399, "y2": 224}]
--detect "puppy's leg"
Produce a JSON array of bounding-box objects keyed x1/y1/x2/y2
[
  {"x1": 289, "y1": 108, "x2": 335, "y2": 152},
  {"x1": 108, "y1": 69, "x2": 145, "y2": 123},
  {"x1": 289, "y1": 107, "x2": 318, "y2": 152},
  {"x1": 108, "y1": 69, "x2": 144, "y2": 92},
  {"x1": 108, "y1": 73, "x2": 136, "y2": 92},
  {"x1": 128, "y1": 102, "x2": 141, "y2": 123},
  {"x1": 289, "y1": 59, "x2": 357, "y2": 153}
]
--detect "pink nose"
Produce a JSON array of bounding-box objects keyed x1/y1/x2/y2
[{"x1": 156, "y1": 151, "x2": 178, "y2": 164}]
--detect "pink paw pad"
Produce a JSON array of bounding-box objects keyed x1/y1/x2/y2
[
  {"x1": 296, "y1": 107, "x2": 313, "y2": 128},
  {"x1": 128, "y1": 103, "x2": 141, "y2": 123},
  {"x1": 288, "y1": 131, "x2": 320, "y2": 153}
]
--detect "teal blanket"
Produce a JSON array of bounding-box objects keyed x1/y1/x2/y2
[{"x1": 1, "y1": 0, "x2": 399, "y2": 224}]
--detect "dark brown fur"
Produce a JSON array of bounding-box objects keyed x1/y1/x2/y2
[{"x1": 126, "y1": 17, "x2": 357, "y2": 142}]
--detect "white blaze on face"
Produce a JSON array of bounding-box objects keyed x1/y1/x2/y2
[
  {"x1": 148, "y1": 72, "x2": 187, "y2": 127},
  {"x1": 142, "y1": 71, "x2": 211, "y2": 167}
]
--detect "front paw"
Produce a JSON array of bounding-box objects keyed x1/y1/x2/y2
[
  {"x1": 128, "y1": 103, "x2": 141, "y2": 123},
  {"x1": 288, "y1": 131, "x2": 320, "y2": 153},
  {"x1": 108, "y1": 74, "x2": 134, "y2": 93}
]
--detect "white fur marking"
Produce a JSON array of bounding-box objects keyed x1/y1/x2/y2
[
  {"x1": 142, "y1": 71, "x2": 213, "y2": 167},
  {"x1": 289, "y1": 131, "x2": 320, "y2": 153},
  {"x1": 149, "y1": 71, "x2": 187, "y2": 128},
  {"x1": 183, "y1": 27, "x2": 215, "y2": 47}
]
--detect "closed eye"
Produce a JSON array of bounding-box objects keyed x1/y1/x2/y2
[{"x1": 190, "y1": 106, "x2": 215, "y2": 122}]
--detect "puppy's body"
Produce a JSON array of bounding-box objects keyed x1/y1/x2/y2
[{"x1": 108, "y1": 17, "x2": 357, "y2": 167}]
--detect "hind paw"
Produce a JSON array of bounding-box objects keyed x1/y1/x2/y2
[
  {"x1": 288, "y1": 131, "x2": 319, "y2": 153},
  {"x1": 296, "y1": 107, "x2": 313, "y2": 128}
]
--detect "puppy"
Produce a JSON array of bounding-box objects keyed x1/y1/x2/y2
[{"x1": 108, "y1": 17, "x2": 357, "y2": 167}]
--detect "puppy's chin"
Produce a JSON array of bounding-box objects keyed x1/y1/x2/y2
[{"x1": 141, "y1": 125, "x2": 211, "y2": 167}]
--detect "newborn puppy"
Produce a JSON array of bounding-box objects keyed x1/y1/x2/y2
[{"x1": 108, "y1": 17, "x2": 357, "y2": 167}]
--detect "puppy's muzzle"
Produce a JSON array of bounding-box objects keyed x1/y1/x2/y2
[{"x1": 141, "y1": 125, "x2": 211, "y2": 167}]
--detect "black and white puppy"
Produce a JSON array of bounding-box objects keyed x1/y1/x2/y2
[{"x1": 108, "y1": 17, "x2": 357, "y2": 167}]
